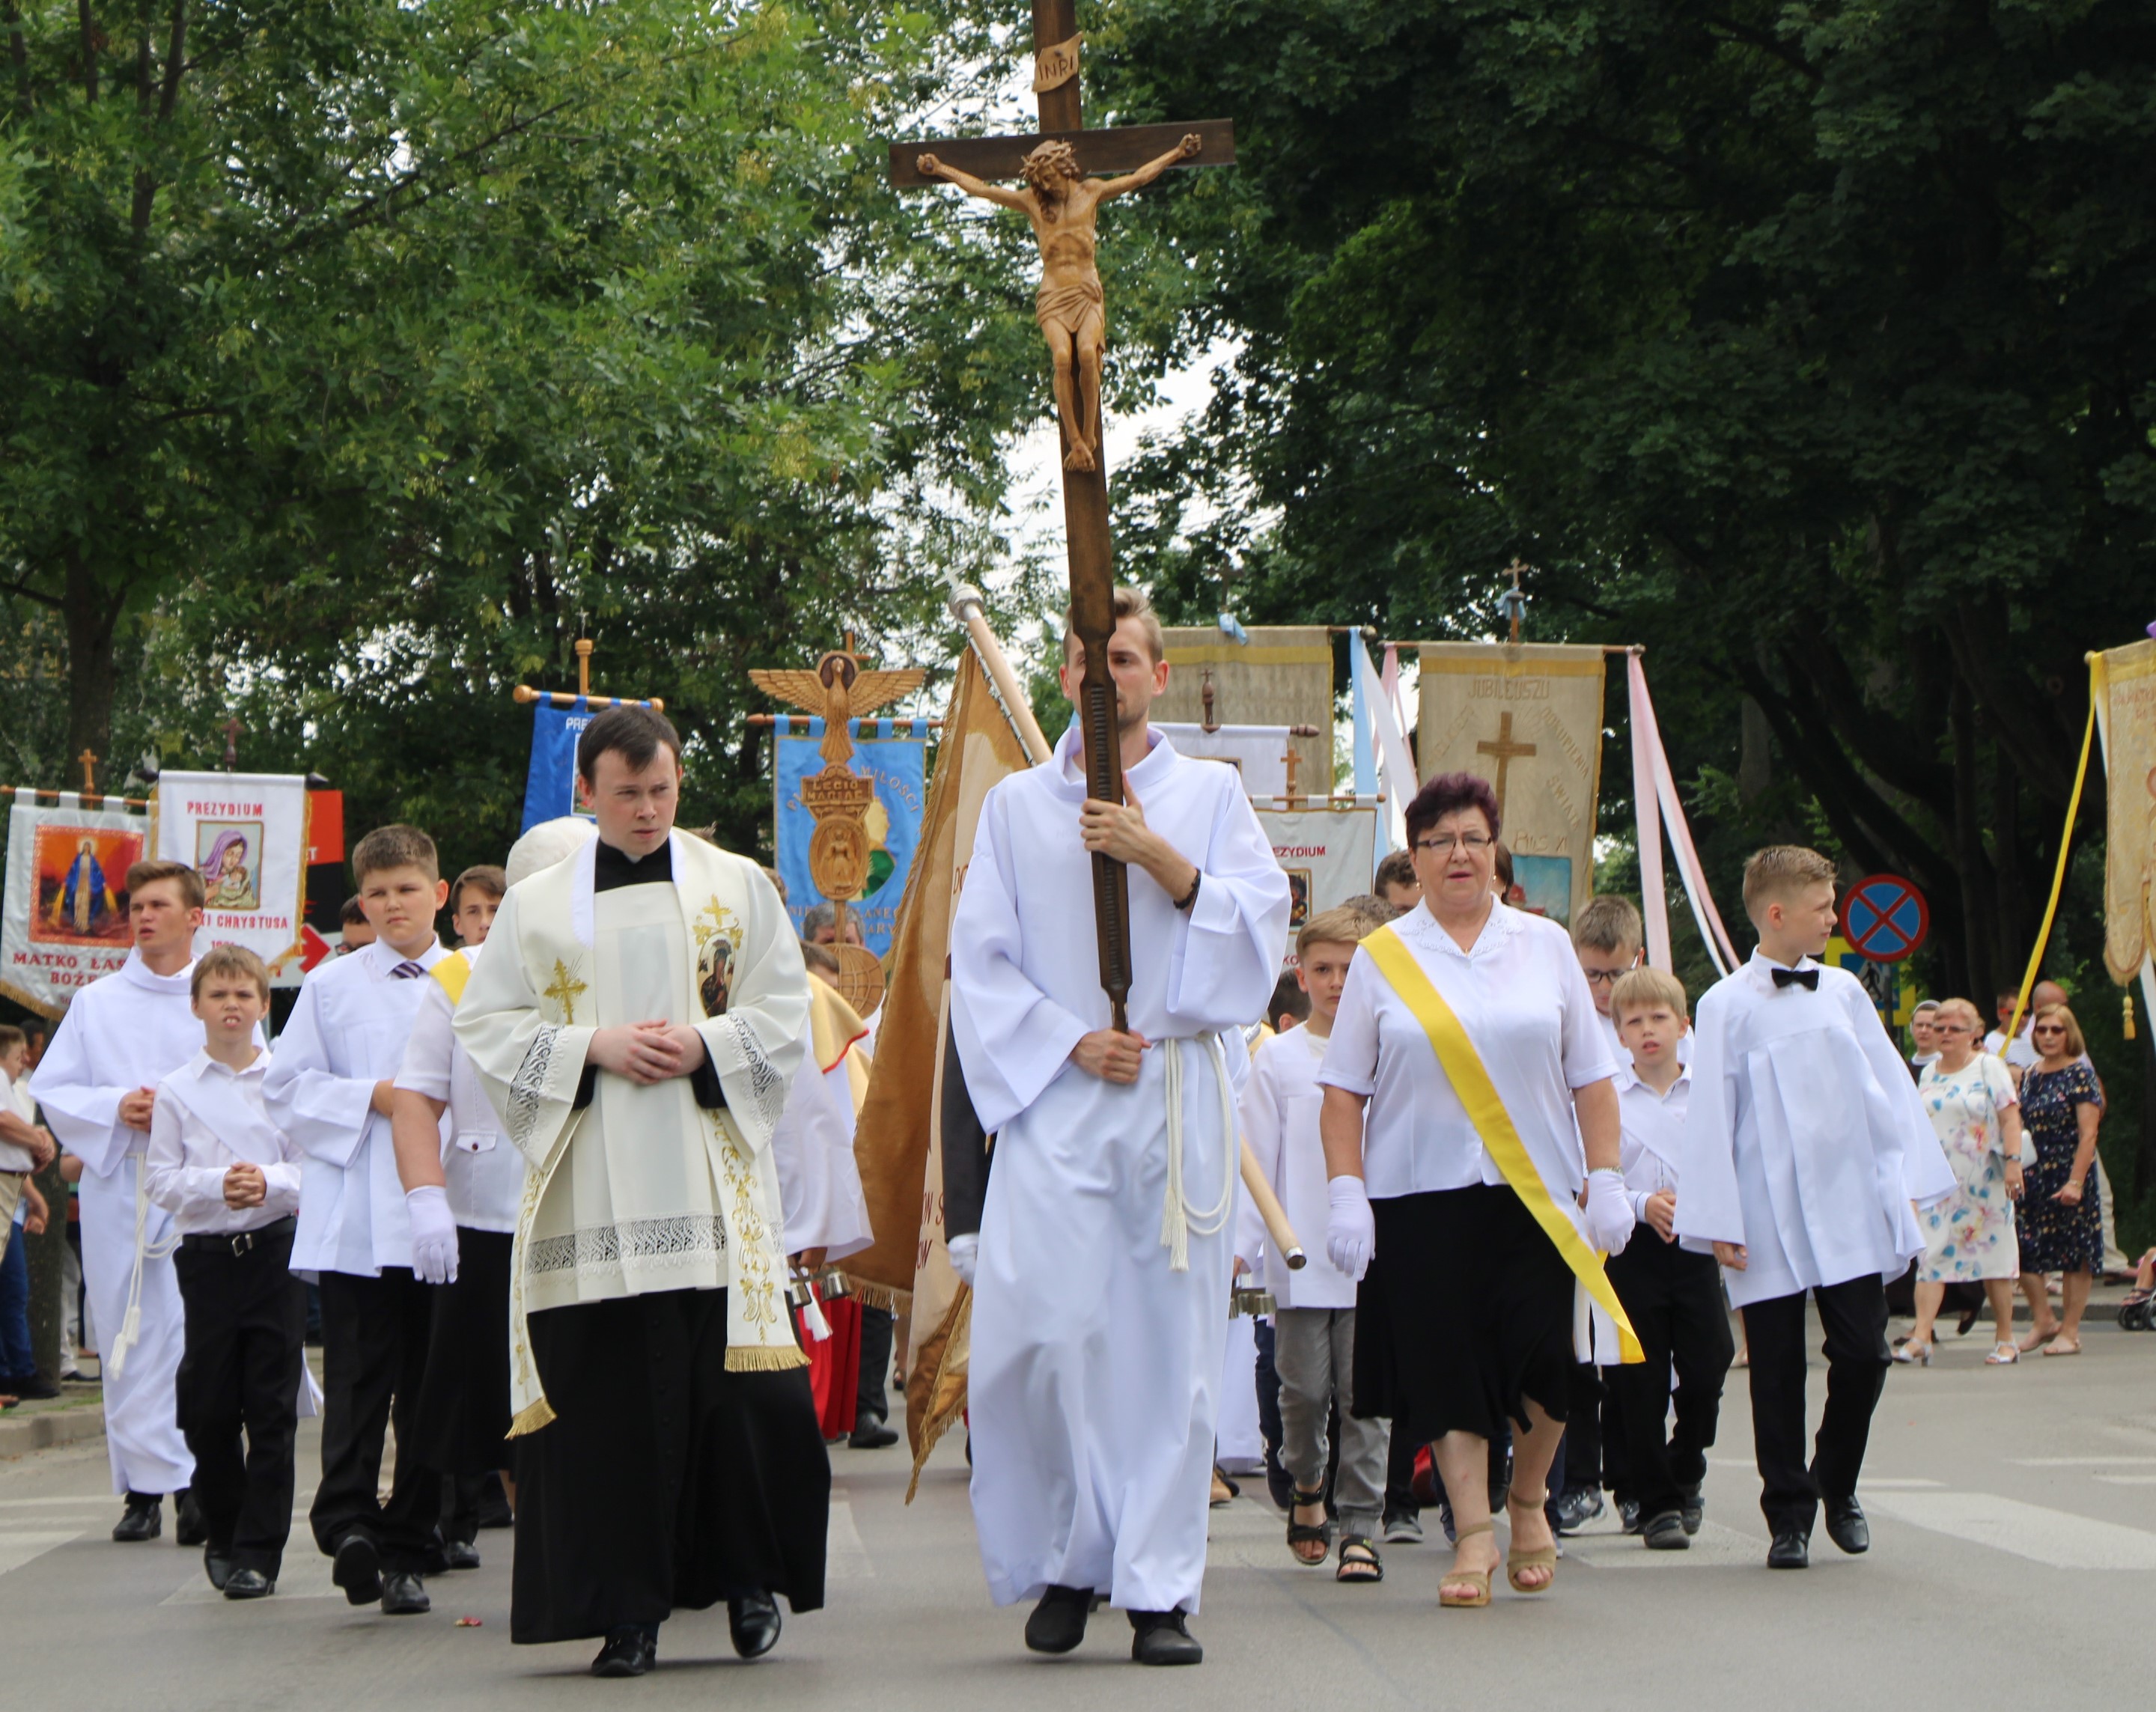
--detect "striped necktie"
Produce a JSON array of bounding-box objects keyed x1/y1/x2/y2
[{"x1": 390, "y1": 960, "x2": 426, "y2": 980}]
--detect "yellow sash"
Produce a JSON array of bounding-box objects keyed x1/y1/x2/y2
[
  {"x1": 1360, "y1": 927, "x2": 1642, "y2": 1364},
  {"x1": 429, "y1": 951, "x2": 472, "y2": 1006}
]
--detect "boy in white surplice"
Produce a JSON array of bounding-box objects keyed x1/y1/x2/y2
[
  {"x1": 949, "y1": 585, "x2": 1291, "y2": 1667},
  {"x1": 453, "y1": 704, "x2": 825, "y2": 1681}
]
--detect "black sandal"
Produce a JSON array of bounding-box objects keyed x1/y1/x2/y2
[
  {"x1": 1286, "y1": 1488, "x2": 1333, "y2": 1565},
  {"x1": 1336, "y1": 1535, "x2": 1383, "y2": 1584}
]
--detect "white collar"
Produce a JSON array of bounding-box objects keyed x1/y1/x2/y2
[
  {"x1": 1618, "y1": 1061, "x2": 1690, "y2": 1099},
  {"x1": 365, "y1": 936, "x2": 445, "y2": 977},
  {"x1": 1400, "y1": 895, "x2": 1518, "y2": 958},
  {"x1": 119, "y1": 948, "x2": 195, "y2": 995},
  {"x1": 187, "y1": 1048, "x2": 267, "y2": 1082},
  {"x1": 1744, "y1": 948, "x2": 1821, "y2": 993},
  {"x1": 1048, "y1": 724, "x2": 1175, "y2": 801}
]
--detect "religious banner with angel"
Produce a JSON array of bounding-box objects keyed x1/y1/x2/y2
[
  {"x1": 771, "y1": 720, "x2": 926, "y2": 957},
  {"x1": 154, "y1": 771, "x2": 310, "y2": 974},
  {"x1": 1, "y1": 796, "x2": 147, "y2": 1015}
]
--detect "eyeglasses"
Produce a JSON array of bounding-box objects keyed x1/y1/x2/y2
[
  {"x1": 1931, "y1": 1023, "x2": 1970, "y2": 1035},
  {"x1": 1581, "y1": 969, "x2": 1626, "y2": 987},
  {"x1": 2032, "y1": 1025, "x2": 2067, "y2": 1036},
  {"x1": 1415, "y1": 832, "x2": 1493, "y2": 854}
]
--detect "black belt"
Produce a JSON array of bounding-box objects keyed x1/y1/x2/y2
[{"x1": 180, "y1": 1215, "x2": 296, "y2": 1257}]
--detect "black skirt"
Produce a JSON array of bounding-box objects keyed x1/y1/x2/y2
[
  {"x1": 409, "y1": 1228, "x2": 514, "y2": 1476},
  {"x1": 1353, "y1": 1183, "x2": 1574, "y2": 1442},
  {"x1": 511, "y1": 1287, "x2": 831, "y2": 1645}
]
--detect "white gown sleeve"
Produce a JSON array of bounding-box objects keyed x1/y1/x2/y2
[
  {"x1": 1844, "y1": 978, "x2": 1955, "y2": 1205},
  {"x1": 28, "y1": 994, "x2": 138, "y2": 1178},
  {"x1": 691, "y1": 859, "x2": 808, "y2": 1154},
  {"x1": 1235, "y1": 1047, "x2": 1282, "y2": 1276},
  {"x1": 1672, "y1": 983, "x2": 1745, "y2": 1252},
  {"x1": 452, "y1": 887, "x2": 596, "y2": 1169},
  {"x1": 951, "y1": 785, "x2": 1092, "y2": 1136},
  {"x1": 1165, "y1": 777, "x2": 1294, "y2": 1033},
  {"x1": 143, "y1": 1087, "x2": 222, "y2": 1219},
  {"x1": 1314, "y1": 954, "x2": 1380, "y2": 1098},
  {"x1": 261, "y1": 976, "x2": 377, "y2": 1169},
  {"x1": 395, "y1": 983, "x2": 457, "y2": 1109}
]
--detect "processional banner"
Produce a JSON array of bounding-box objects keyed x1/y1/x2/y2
[
  {"x1": 1255, "y1": 805, "x2": 1380, "y2": 967},
  {"x1": 1155, "y1": 627, "x2": 1333, "y2": 799},
  {"x1": 154, "y1": 772, "x2": 311, "y2": 974},
  {"x1": 2098, "y1": 639, "x2": 2156, "y2": 986},
  {"x1": 1154, "y1": 724, "x2": 1292, "y2": 796},
  {"x1": 1, "y1": 796, "x2": 147, "y2": 1016},
  {"x1": 520, "y1": 698, "x2": 597, "y2": 834},
  {"x1": 772, "y1": 720, "x2": 926, "y2": 958},
  {"x1": 1416, "y1": 643, "x2": 1606, "y2": 925}
]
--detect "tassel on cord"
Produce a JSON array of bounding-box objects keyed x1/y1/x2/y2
[
  {"x1": 798, "y1": 1282, "x2": 832, "y2": 1344},
  {"x1": 107, "y1": 1163, "x2": 179, "y2": 1380},
  {"x1": 1158, "y1": 1038, "x2": 1237, "y2": 1275},
  {"x1": 2128, "y1": 993, "x2": 2137, "y2": 1041}
]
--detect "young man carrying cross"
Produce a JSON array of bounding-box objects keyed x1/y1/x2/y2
[{"x1": 948, "y1": 586, "x2": 1290, "y2": 1665}]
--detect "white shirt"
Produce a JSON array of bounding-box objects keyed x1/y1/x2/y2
[
  {"x1": 1616, "y1": 1064, "x2": 1688, "y2": 1221},
  {"x1": 1239, "y1": 1026, "x2": 1355, "y2": 1309},
  {"x1": 144, "y1": 1050, "x2": 303, "y2": 1235},
  {"x1": 30, "y1": 950, "x2": 208, "y2": 1179},
  {"x1": 0, "y1": 1069, "x2": 37, "y2": 1175},
  {"x1": 265, "y1": 936, "x2": 448, "y2": 1275},
  {"x1": 1985, "y1": 1026, "x2": 2038, "y2": 1069},
  {"x1": 1318, "y1": 900, "x2": 1620, "y2": 1200},
  {"x1": 394, "y1": 943, "x2": 524, "y2": 1233}
]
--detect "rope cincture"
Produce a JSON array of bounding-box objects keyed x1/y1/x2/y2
[
  {"x1": 1158, "y1": 1034, "x2": 1237, "y2": 1273},
  {"x1": 106, "y1": 1160, "x2": 180, "y2": 1380}
]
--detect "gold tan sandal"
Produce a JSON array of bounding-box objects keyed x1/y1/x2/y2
[
  {"x1": 1438, "y1": 1520, "x2": 1494, "y2": 1608},
  {"x1": 1505, "y1": 1490, "x2": 1558, "y2": 1594}
]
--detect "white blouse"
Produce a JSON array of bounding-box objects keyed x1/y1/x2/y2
[{"x1": 1318, "y1": 900, "x2": 1619, "y2": 1201}]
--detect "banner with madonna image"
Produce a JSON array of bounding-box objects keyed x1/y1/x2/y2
[
  {"x1": 153, "y1": 771, "x2": 311, "y2": 975},
  {"x1": 1, "y1": 795, "x2": 149, "y2": 1016}
]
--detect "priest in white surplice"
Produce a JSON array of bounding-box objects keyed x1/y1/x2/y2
[
  {"x1": 950, "y1": 586, "x2": 1290, "y2": 1667},
  {"x1": 31, "y1": 859, "x2": 211, "y2": 1544},
  {"x1": 454, "y1": 705, "x2": 826, "y2": 1681}
]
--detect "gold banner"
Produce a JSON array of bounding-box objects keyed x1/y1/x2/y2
[
  {"x1": 1416, "y1": 643, "x2": 1606, "y2": 924},
  {"x1": 2099, "y1": 639, "x2": 2156, "y2": 984},
  {"x1": 1157, "y1": 626, "x2": 1334, "y2": 795}
]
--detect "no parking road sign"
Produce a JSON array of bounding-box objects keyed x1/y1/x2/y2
[{"x1": 1840, "y1": 873, "x2": 1928, "y2": 962}]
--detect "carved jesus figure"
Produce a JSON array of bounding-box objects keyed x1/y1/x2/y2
[{"x1": 917, "y1": 132, "x2": 1201, "y2": 471}]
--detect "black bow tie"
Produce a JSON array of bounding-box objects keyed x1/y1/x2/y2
[{"x1": 1771, "y1": 966, "x2": 1818, "y2": 991}]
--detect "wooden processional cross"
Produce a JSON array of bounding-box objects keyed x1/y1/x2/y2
[{"x1": 890, "y1": 0, "x2": 1232, "y2": 1029}]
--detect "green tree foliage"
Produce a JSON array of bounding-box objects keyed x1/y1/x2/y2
[{"x1": 0, "y1": 0, "x2": 1059, "y2": 863}]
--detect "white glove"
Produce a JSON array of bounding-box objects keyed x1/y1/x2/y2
[
  {"x1": 406, "y1": 1185, "x2": 460, "y2": 1285},
  {"x1": 946, "y1": 1232, "x2": 979, "y2": 1288},
  {"x1": 1583, "y1": 1169, "x2": 1632, "y2": 1255},
  {"x1": 1325, "y1": 1176, "x2": 1375, "y2": 1282}
]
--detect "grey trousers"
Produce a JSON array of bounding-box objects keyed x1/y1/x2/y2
[{"x1": 1273, "y1": 1306, "x2": 1388, "y2": 1538}]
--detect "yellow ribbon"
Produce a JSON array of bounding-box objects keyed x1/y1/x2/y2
[
  {"x1": 2001, "y1": 690, "x2": 2098, "y2": 1051},
  {"x1": 429, "y1": 950, "x2": 472, "y2": 1006},
  {"x1": 1359, "y1": 927, "x2": 1642, "y2": 1364}
]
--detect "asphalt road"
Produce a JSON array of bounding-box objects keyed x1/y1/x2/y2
[{"x1": 4, "y1": 1311, "x2": 2154, "y2": 1711}]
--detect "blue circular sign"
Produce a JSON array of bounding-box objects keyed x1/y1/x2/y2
[{"x1": 1840, "y1": 874, "x2": 1928, "y2": 962}]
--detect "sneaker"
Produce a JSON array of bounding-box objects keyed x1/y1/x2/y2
[
  {"x1": 1549, "y1": 1487, "x2": 1604, "y2": 1535},
  {"x1": 1382, "y1": 1509, "x2": 1423, "y2": 1545}
]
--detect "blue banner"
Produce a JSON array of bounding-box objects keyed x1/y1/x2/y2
[
  {"x1": 773, "y1": 718, "x2": 927, "y2": 957},
  {"x1": 520, "y1": 698, "x2": 597, "y2": 833}
]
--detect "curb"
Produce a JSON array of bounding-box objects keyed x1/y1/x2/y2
[{"x1": 0, "y1": 1406, "x2": 106, "y2": 1460}]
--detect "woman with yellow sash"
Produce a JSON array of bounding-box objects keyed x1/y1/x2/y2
[{"x1": 1318, "y1": 773, "x2": 1634, "y2": 1608}]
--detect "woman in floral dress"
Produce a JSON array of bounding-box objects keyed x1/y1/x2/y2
[
  {"x1": 1898, "y1": 999, "x2": 2023, "y2": 1365},
  {"x1": 2015, "y1": 1004, "x2": 2106, "y2": 1356}
]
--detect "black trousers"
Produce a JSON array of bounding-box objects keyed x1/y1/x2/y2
[
  {"x1": 1743, "y1": 1275, "x2": 1889, "y2": 1535},
  {"x1": 855, "y1": 1303, "x2": 895, "y2": 1425},
  {"x1": 311, "y1": 1267, "x2": 438, "y2": 1571},
  {"x1": 1606, "y1": 1237, "x2": 1735, "y2": 1520},
  {"x1": 171, "y1": 1230, "x2": 306, "y2": 1577},
  {"x1": 1556, "y1": 1361, "x2": 1604, "y2": 1494}
]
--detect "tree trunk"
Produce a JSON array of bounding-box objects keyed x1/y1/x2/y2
[
  {"x1": 1947, "y1": 681, "x2": 1994, "y2": 1002},
  {"x1": 1991, "y1": 739, "x2": 2025, "y2": 988},
  {"x1": 1738, "y1": 695, "x2": 1772, "y2": 803},
  {"x1": 63, "y1": 550, "x2": 120, "y2": 769}
]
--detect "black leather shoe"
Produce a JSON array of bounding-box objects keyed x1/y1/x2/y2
[
  {"x1": 728, "y1": 1591, "x2": 782, "y2": 1659},
  {"x1": 223, "y1": 1568, "x2": 275, "y2": 1600},
  {"x1": 1023, "y1": 1584, "x2": 1094, "y2": 1654},
  {"x1": 380, "y1": 1571, "x2": 430, "y2": 1615},
  {"x1": 204, "y1": 1547, "x2": 236, "y2": 1590},
  {"x1": 174, "y1": 1488, "x2": 207, "y2": 1547},
  {"x1": 1767, "y1": 1530, "x2": 1810, "y2": 1569},
  {"x1": 1129, "y1": 1608, "x2": 1202, "y2": 1666},
  {"x1": 1681, "y1": 1482, "x2": 1705, "y2": 1536},
  {"x1": 1549, "y1": 1487, "x2": 1604, "y2": 1535},
  {"x1": 591, "y1": 1626, "x2": 657, "y2": 1678},
  {"x1": 442, "y1": 1538, "x2": 481, "y2": 1571},
  {"x1": 0, "y1": 1374, "x2": 60, "y2": 1400},
  {"x1": 848, "y1": 1417, "x2": 899, "y2": 1449},
  {"x1": 112, "y1": 1494, "x2": 161, "y2": 1542},
  {"x1": 332, "y1": 1533, "x2": 382, "y2": 1606},
  {"x1": 1617, "y1": 1498, "x2": 1643, "y2": 1535},
  {"x1": 1824, "y1": 1496, "x2": 1870, "y2": 1555},
  {"x1": 1642, "y1": 1510, "x2": 1690, "y2": 1550}
]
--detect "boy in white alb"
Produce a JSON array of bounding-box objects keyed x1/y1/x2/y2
[
  {"x1": 1601, "y1": 967, "x2": 1732, "y2": 1551},
  {"x1": 264, "y1": 824, "x2": 449, "y2": 1615},
  {"x1": 1675, "y1": 846, "x2": 1954, "y2": 1570},
  {"x1": 144, "y1": 946, "x2": 305, "y2": 1600},
  {"x1": 1240, "y1": 907, "x2": 1387, "y2": 1585},
  {"x1": 394, "y1": 855, "x2": 543, "y2": 1571}
]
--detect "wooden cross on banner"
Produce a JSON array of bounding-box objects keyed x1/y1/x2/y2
[
  {"x1": 1477, "y1": 711, "x2": 1537, "y2": 817},
  {"x1": 890, "y1": 1, "x2": 1233, "y2": 1030}
]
